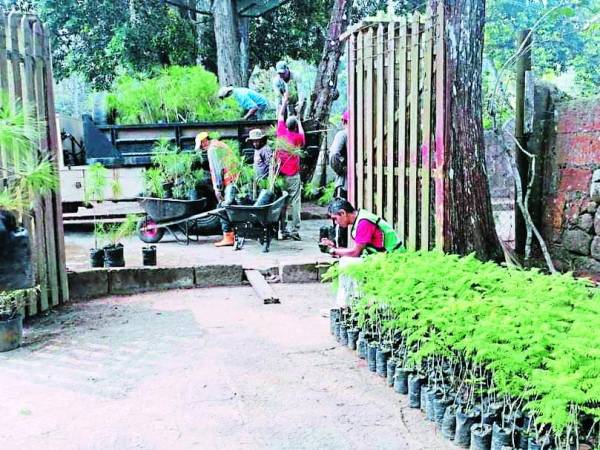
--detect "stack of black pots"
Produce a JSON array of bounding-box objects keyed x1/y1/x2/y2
[{"x1": 329, "y1": 307, "x2": 553, "y2": 450}]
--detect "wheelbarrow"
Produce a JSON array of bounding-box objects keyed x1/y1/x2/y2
[
  {"x1": 136, "y1": 197, "x2": 217, "y2": 244},
  {"x1": 222, "y1": 192, "x2": 288, "y2": 253}
]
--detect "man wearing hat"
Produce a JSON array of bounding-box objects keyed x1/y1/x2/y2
[
  {"x1": 246, "y1": 129, "x2": 272, "y2": 182},
  {"x1": 272, "y1": 61, "x2": 304, "y2": 119},
  {"x1": 195, "y1": 132, "x2": 238, "y2": 247},
  {"x1": 218, "y1": 86, "x2": 269, "y2": 120}
]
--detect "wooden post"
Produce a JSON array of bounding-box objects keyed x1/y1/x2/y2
[
  {"x1": 407, "y1": 12, "x2": 420, "y2": 251},
  {"x1": 397, "y1": 18, "x2": 408, "y2": 241},
  {"x1": 420, "y1": 9, "x2": 433, "y2": 251},
  {"x1": 514, "y1": 29, "x2": 532, "y2": 256},
  {"x1": 385, "y1": 21, "x2": 396, "y2": 225},
  {"x1": 364, "y1": 28, "x2": 374, "y2": 212},
  {"x1": 434, "y1": 1, "x2": 446, "y2": 251},
  {"x1": 375, "y1": 24, "x2": 385, "y2": 217},
  {"x1": 347, "y1": 34, "x2": 356, "y2": 206}
]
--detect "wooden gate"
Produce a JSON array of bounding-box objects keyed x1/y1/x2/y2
[
  {"x1": 344, "y1": 5, "x2": 445, "y2": 251},
  {"x1": 0, "y1": 11, "x2": 68, "y2": 314}
]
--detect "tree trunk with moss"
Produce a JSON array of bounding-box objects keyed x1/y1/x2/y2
[{"x1": 433, "y1": 0, "x2": 502, "y2": 260}]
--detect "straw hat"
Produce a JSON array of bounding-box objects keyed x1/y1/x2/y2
[
  {"x1": 246, "y1": 129, "x2": 266, "y2": 142},
  {"x1": 195, "y1": 132, "x2": 209, "y2": 149}
]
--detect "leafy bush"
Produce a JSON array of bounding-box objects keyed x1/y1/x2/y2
[
  {"x1": 326, "y1": 251, "x2": 600, "y2": 446},
  {"x1": 107, "y1": 66, "x2": 241, "y2": 124}
]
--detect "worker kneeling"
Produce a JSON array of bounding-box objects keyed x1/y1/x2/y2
[{"x1": 321, "y1": 198, "x2": 403, "y2": 307}]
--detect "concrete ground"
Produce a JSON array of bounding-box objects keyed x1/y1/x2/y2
[
  {"x1": 1, "y1": 284, "x2": 453, "y2": 450},
  {"x1": 65, "y1": 219, "x2": 331, "y2": 272}
]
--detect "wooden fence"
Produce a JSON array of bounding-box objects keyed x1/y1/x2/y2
[
  {"x1": 0, "y1": 11, "x2": 68, "y2": 314},
  {"x1": 344, "y1": 5, "x2": 445, "y2": 251}
]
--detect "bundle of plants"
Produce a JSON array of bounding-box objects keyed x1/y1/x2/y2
[
  {"x1": 106, "y1": 66, "x2": 241, "y2": 124},
  {"x1": 324, "y1": 251, "x2": 600, "y2": 449},
  {"x1": 143, "y1": 139, "x2": 205, "y2": 200}
]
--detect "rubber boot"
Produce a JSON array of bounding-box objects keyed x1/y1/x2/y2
[{"x1": 214, "y1": 232, "x2": 235, "y2": 247}]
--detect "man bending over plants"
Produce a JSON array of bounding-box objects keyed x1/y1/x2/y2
[
  {"x1": 322, "y1": 198, "x2": 403, "y2": 307},
  {"x1": 217, "y1": 86, "x2": 269, "y2": 120},
  {"x1": 195, "y1": 132, "x2": 238, "y2": 247}
]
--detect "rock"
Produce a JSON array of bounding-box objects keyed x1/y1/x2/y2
[
  {"x1": 592, "y1": 237, "x2": 600, "y2": 261},
  {"x1": 573, "y1": 256, "x2": 600, "y2": 282},
  {"x1": 577, "y1": 213, "x2": 594, "y2": 233},
  {"x1": 562, "y1": 229, "x2": 592, "y2": 255},
  {"x1": 595, "y1": 209, "x2": 600, "y2": 235},
  {"x1": 591, "y1": 169, "x2": 600, "y2": 202}
]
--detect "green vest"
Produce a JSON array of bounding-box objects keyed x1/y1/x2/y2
[{"x1": 350, "y1": 210, "x2": 403, "y2": 254}]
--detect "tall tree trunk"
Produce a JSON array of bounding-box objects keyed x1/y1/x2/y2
[
  {"x1": 434, "y1": 0, "x2": 502, "y2": 260},
  {"x1": 211, "y1": 0, "x2": 244, "y2": 86},
  {"x1": 238, "y1": 16, "x2": 250, "y2": 86},
  {"x1": 307, "y1": 0, "x2": 351, "y2": 126}
]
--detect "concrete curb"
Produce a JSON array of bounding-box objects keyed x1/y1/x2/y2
[{"x1": 68, "y1": 262, "x2": 332, "y2": 301}]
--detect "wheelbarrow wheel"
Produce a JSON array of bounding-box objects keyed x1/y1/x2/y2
[{"x1": 137, "y1": 217, "x2": 164, "y2": 243}]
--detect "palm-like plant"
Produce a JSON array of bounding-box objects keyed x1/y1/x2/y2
[{"x1": 0, "y1": 93, "x2": 57, "y2": 215}]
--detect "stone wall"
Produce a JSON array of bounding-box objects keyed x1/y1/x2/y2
[{"x1": 541, "y1": 97, "x2": 600, "y2": 279}]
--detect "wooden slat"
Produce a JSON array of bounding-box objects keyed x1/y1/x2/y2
[
  {"x1": 375, "y1": 24, "x2": 384, "y2": 217},
  {"x1": 245, "y1": 270, "x2": 280, "y2": 304},
  {"x1": 43, "y1": 25, "x2": 69, "y2": 302},
  {"x1": 0, "y1": 15, "x2": 9, "y2": 181},
  {"x1": 396, "y1": 18, "x2": 408, "y2": 241},
  {"x1": 19, "y1": 14, "x2": 49, "y2": 314},
  {"x1": 356, "y1": 32, "x2": 365, "y2": 209},
  {"x1": 347, "y1": 33, "x2": 356, "y2": 208},
  {"x1": 30, "y1": 17, "x2": 59, "y2": 307},
  {"x1": 364, "y1": 27, "x2": 374, "y2": 212},
  {"x1": 420, "y1": 10, "x2": 434, "y2": 251},
  {"x1": 434, "y1": 2, "x2": 446, "y2": 251},
  {"x1": 407, "y1": 12, "x2": 420, "y2": 251},
  {"x1": 385, "y1": 21, "x2": 395, "y2": 225}
]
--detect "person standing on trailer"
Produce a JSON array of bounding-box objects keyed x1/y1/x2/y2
[
  {"x1": 272, "y1": 61, "x2": 304, "y2": 119},
  {"x1": 275, "y1": 101, "x2": 305, "y2": 241},
  {"x1": 217, "y1": 86, "x2": 269, "y2": 120},
  {"x1": 195, "y1": 132, "x2": 239, "y2": 247}
]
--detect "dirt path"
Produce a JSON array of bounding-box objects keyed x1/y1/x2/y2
[{"x1": 0, "y1": 284, "x2": 453, "y2": 450}]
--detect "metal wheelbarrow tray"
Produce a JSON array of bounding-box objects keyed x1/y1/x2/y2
[
  {"x1": 223, "y1": 192, "x2": 289, "y2": 253},
  {"x1": 136, "y1": 197, "x2": 215, "y2": 244}
]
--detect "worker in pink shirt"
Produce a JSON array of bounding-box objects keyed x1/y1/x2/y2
[{"x1": 275, "y1": 99, "x2": 305, "y2": 240}]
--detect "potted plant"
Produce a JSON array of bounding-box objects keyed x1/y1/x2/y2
[
  {"x1": 98, "y1": 214, "x2": 138, "y2": 267},
  {"x1": 0, "y1": 288, "x2": 36, "y2": 352},
  {"x1": 84, "y1": 162, "x2": 110, "y2": 267},
  {"x1": 0, "y1": 93, "x2": 57, "y2": 288}
]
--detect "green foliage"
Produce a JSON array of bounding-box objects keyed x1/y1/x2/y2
[
  {"x1": 325, "y1": 251, "x2": 600, "y2": 442},
  {"x1": 0, "y1": 93, "x2": 56, "y2": 213},
  {"x1": 0, "y1": 287, "x2": 37, "y2": 320},
  {"x1": 143, "y1": 139, "x2": 204, "y2": 199},
  {"x1": 96, "y1": 214, "x2": 138, "y2": 247},
  {"x1": 84, "y1": 162, "x2": 108, "y2": 203},
  {"x1": 485, "y1": 0, "x2": 600, "y2": 98},
  {"x1": 107, "y1": 66, "x2": 240, "y2": 124},
  {"x1": 33, "y1": 0, "x2": 197, "y2": 89}
]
